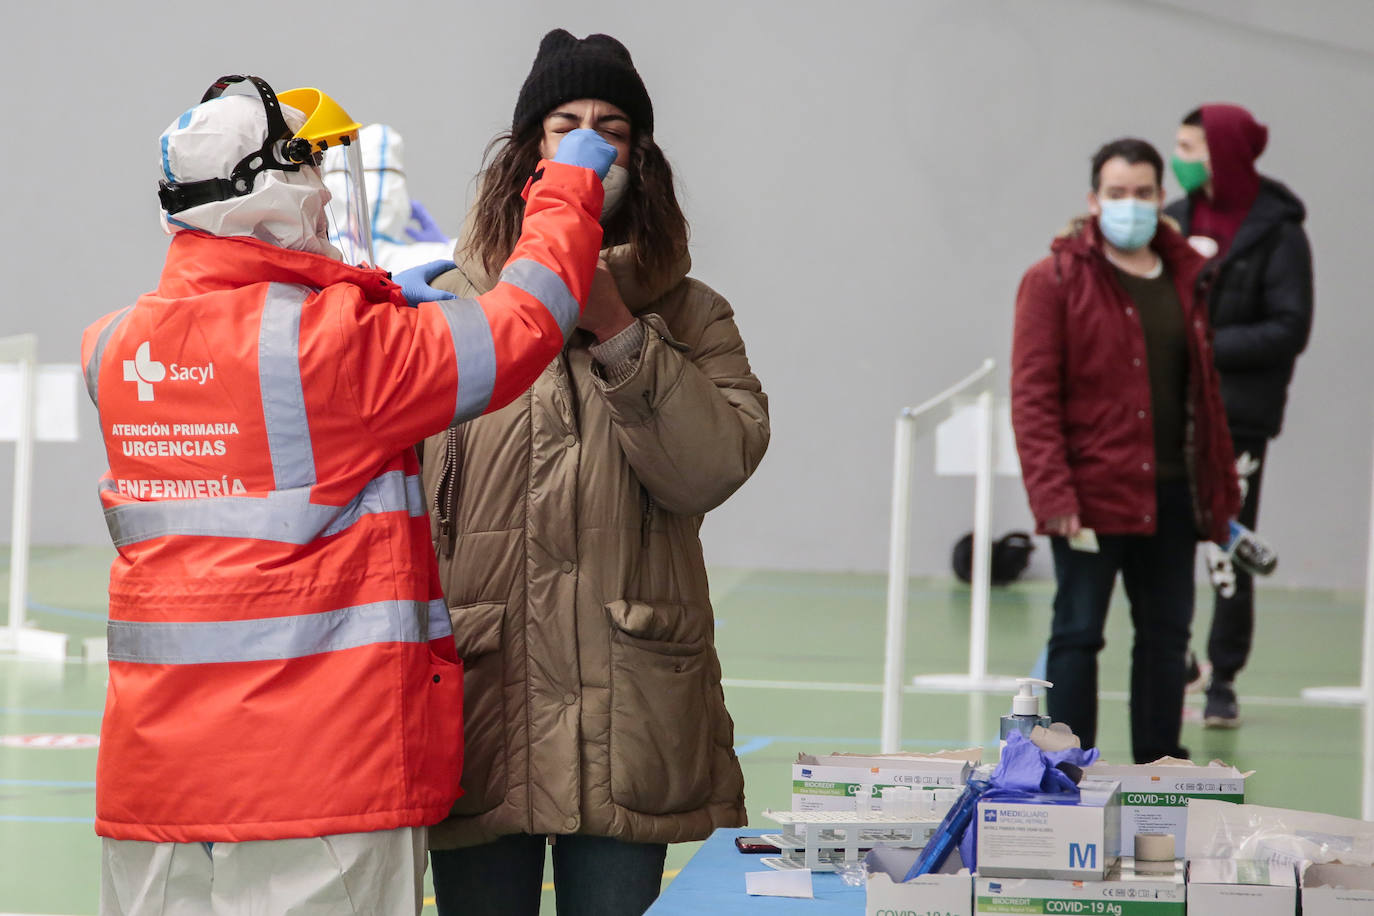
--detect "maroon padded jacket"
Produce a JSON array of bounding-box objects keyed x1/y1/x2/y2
[{"x1": 1011, "y1": 216, "x2": 1240, "y2": 542}]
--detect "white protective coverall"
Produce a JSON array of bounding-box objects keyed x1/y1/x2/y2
[{"x1": 323, "y1": 123, "x2": 454, "y2": 272}]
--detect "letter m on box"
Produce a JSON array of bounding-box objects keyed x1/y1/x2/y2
[{"x1": 1068, "y1": 842, "x2": 1097, "y2": 870}]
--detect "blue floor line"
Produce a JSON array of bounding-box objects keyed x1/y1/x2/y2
[
  {"x1": 733, "y1": 734, "x2": 978, "y2": 750},
  {"x1": 0, "y1": 779, "x2": 96, "y2": 788},
  {"x1": 25, "y1": 599, "x2": 106, "y2": 621},
  {"x1": 0, "y1": 815, "x2": 94, "y2": 824},
  {"x1": 733, "y1": 737, "x2": 774, "y2": 757}
]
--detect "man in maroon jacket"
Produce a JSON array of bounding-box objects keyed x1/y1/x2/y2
[{"x1": 1011, "y1": 138, "x2": 1240, "y2": 764}]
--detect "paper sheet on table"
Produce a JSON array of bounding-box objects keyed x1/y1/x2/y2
[
  {"x1": 0, "y1": 364, "x2": 81, "y2": 442},
  {"x1": 745, "y1": 868, "x2": 813, "y2": 898}
]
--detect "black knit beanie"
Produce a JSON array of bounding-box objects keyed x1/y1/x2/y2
[{"x1": 512, "y1": 29, "x2": 653, "y2": 136}]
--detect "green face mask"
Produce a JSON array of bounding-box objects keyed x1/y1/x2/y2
[{"x1": 1171, "y1": 155, "x2": 1210, "y2": 193}]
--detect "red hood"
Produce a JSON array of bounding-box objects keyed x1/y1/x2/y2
[
  {"x1": 1200, "y1": 103, "x2": 1268, "y2": 213},
  {"x1": 156, "y1": 231, "x2": 406, "y2": 307}
]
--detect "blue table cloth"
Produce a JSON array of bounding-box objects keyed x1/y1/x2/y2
[{"x1": 647, "y1": 827, "x2": 866, "y2": 915}]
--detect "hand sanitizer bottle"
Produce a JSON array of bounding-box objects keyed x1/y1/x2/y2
[{"x1": 1000, "y1": 677, "x2": 1052, "y2": 748}]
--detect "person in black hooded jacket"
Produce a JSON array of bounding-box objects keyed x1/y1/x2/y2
[{"x1": 1166, "y1": 103, "x2": 1314, "y2": 729}]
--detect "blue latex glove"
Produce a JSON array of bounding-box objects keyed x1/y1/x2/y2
[
  {"x1": 393, "y1": 260, "x2": 458, "y2": 306},
  {"x1": 552, "y1": 128, "x2": 617, "y2": 179},
  {"x1": 954, "y1": 732, "x2": 1101, "y2": 871},
  {"x1": 405, "y1": 200, "x2": 449, "y2": 244}
]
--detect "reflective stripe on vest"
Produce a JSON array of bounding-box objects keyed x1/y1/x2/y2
[
  {"x1": 100, "y1": 283, "x2": 424, "y2": 546},
  {"x1": 84, "y1": 306, "x2": 134, "y2": 409},
  {"x1": 500, "y1": 258, "x2": 580, "y2": 338},
  {"x1": 259, "y1": 284, "x2": 317, "y2": 489},
  {"x1": 107, "y1": 598, "x2": 451, "y2": 665},
  {"x1": 434, "y1": 297, "x2": 497, "y2": 424},
  {"x1": 104, "y1": 470, "x2": 426, "y2": 546},
  {"x1": 432, "y1": 257, "x2": 580, "y2": 425}
]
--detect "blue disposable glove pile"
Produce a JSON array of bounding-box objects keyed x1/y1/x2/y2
[
  {"x1": 954, "y1": 731, "x2": 1099, "y2": 871},
  {"x1": 551, "y1": 128, "x2": 617, "y2": 179},
  {"x1": 393, "y1": 260, "x2": 458, "y2": 307}
]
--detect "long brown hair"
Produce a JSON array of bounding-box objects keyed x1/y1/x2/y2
[{"x1": 463, "y1": 122, "x2": 689, "y2": 289}]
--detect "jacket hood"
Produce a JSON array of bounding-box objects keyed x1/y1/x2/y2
[
  {"x1": 155, "y1": 230, "x2": 403, "y2": 305},
  {"x1": 1199, "y1": 104, "x2": 1268, "y2": 213},
  {"x1": 1245, "y1": 176, "x2": 1306, "y2": 227},
  {"x1": 452, "y1": 197, "x2": 690, "y2": 313}
]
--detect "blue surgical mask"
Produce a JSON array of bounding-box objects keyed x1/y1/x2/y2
[{"x1": 1097, "y1": 198, "x2": 1158, "y2": 251}]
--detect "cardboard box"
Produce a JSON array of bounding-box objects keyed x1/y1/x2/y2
[
  {"x1": 864, "y1": 847, "x2": 972, "y2": 916},
  {"x1": 1085, "y1": 760, "x2": 1247, "y2": 856},
  {"x1": 976, "y1": 776, "x2": 1122, "y2": 880},
  {"x1": 1186, "y1": 857, "x2": 1297, "y2": 916},
  {"x1": 1302, "y1": 862, "x2": 1374, "y2": 916},
  {"x1": 974, "y1": 860, "x2": 1185, "y2": 915},
  {"x1": 792, "y1": 751, "x2": 975, "y2": 813}
]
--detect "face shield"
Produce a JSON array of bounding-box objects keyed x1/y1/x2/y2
[{"x1": 276, "y1": 88, "x2": 374, "y2": 267}]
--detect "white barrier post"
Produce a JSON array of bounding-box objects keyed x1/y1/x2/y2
[
  {"x1": 881, "y1": 411, "x2": 917, "y2": 753},
  {"x1": 6, "y1": 337, "x2": 36, "y2": 640},
  {"x1": 968, "y1": 388, "x2": 995, "y2": 682},
  {"x1": 1301, "y1": 422, "x2": 1374, "y2": 708},
  {"x1": 880, "y1": 360, "x2": 1019, "y2": 752},
  {"x1": 0, "y1": 334, "x2": 68, "y2": 659}
]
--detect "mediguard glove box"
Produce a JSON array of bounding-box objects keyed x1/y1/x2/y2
[{"x1": 976, "y1": 776, "x2": 1122, "y2": 880}]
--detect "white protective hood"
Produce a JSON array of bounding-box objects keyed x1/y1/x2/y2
[
  {"x1": 323, "y1": 124, "x2": 451, "y2": 272},
  {"x1": 158, "y1": 94, "x2": 339, "y2": 257}
]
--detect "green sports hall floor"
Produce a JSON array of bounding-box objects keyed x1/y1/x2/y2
[{"x1": 1, "y1": 546, "x2": 1367, "y2": 914}]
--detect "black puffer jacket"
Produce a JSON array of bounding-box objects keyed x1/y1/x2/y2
[{"x1": 1165, "y1": 177, "x2": 1313, "y2": 439}]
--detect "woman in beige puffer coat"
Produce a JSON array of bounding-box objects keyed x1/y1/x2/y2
[{"x1": 421, "y1": 29, "x2": 769, "y2": 916}]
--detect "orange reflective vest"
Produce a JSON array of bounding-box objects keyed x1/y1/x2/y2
[{"x1": 80, "y1": 161, "x2": 603, "y2": 843}]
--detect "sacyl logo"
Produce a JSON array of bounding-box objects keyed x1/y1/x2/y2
[
  {"x1": 123, "y1": 342, "x2": 165, "y2": 401},
  {"x1": 1068, "y1": 842, "x2": 1097, "y2": 869},
  {"x1": 122, "y1": 342, "x2": 214, "y2": 402}
]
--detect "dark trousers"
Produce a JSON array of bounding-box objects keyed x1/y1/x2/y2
[
  {"x1": 1046, "y1": 480, "x2": 1198, "y2": 763},
  {"x1": 1207, "y1": 435, "x2": 1268, "y2": 682},
  {"x1": 431, "y1": 833, "x2": 668, "y2": 916}
]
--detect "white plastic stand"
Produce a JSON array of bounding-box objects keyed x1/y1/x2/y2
[
  {"x1": 759, "y1": 809, "x2": 942, "y2": 872},
  {"x1": 1296, "y1": 419, "x2": 1374, "y2": 818},
  {"x1": 881, "y1": 360, "x2": 1019, "y2": 754},
  {"x1": 0, "y1": 335, "x2": 68, "y2": 660}
]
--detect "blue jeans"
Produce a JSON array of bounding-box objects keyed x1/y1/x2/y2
[
  {"x1": 1046, "y1": 480, "x2": 1197, "y2": 763},
  {"x1": 431, "y1": 833, "x2": 667, "y2": 916}
]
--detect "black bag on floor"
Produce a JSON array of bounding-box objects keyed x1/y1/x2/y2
[{"x1": 951, "y1": 531, "x2": 1036, "y2": 585}]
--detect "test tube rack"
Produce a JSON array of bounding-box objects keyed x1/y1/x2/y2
[{"x1": 757, "y1": 809, "x2": 941, "y2": 872}]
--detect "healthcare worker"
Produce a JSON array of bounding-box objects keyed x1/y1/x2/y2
[
  {"x1": 81, "y1": 74, "x2": 614, "y2": 915},
  {"x1": 323, "y1": 122, "x2": 457, "y2": 273}
]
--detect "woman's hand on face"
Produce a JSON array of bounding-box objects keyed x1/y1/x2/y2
[{"x1": 579, "y1": 258, "x2": 636, "y2": 342}]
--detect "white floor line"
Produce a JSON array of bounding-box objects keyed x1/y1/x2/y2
[{"x1": 721, "y1": 677, "x2": 1356, "y2": 709}]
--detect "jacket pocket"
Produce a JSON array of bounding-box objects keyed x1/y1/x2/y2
[
  {"x1": 605, "y1": 600, "x2": 712, "y2": 815},
  {"x1": 449, "y1": 601, "x2": 507, "y2": 817}
]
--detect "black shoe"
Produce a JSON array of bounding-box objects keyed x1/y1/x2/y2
[{"x1": 1204, "y1": 680, "x2": 1241, "y2": 729}]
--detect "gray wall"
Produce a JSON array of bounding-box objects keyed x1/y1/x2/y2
[{"x1": 3, "y1": 0, "x2": 1372, "y2": 587}]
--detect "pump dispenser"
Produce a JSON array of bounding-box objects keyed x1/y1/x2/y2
[{"x1": 1000, "y1": 677, "x2": 1053, "y2": 746}]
